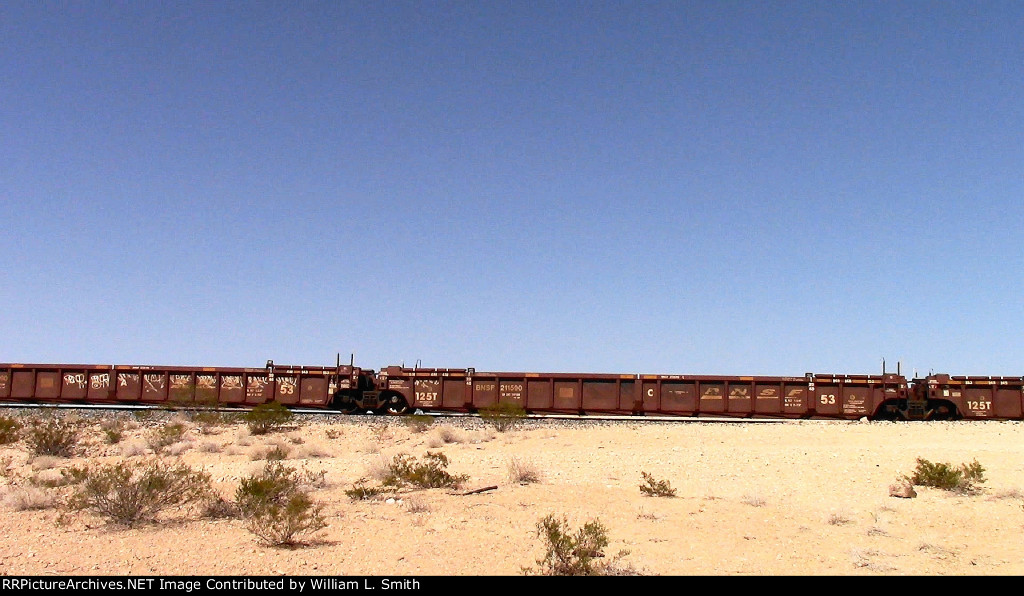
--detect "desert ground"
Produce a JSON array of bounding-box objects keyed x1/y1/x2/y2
[{"x1": 1, "y1": 409, "x2": 1023, "y2": 576}]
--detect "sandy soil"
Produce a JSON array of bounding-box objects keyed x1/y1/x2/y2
[{"x1": 1, "y1": 411, "x2": 1023, "y2": 576}]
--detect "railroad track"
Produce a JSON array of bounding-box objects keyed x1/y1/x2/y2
[{"x1": 0, "y1": 401, "x2": 818, "y2": 424}]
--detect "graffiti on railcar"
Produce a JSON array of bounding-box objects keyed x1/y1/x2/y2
[{"x1": 90, "y1": 373, "x2": 110, "y2": 389}]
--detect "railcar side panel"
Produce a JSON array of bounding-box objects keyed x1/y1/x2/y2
[
  {"x1": 728, "y1": 381, "x2": 753, "y2": 415},
  {"x1": 753, "y1": 383, "x2": 782, "y2": 415},
  {"x1": 660, "y1": 382, "x2": 696, "y2": 414},
  {"x1": 472, "y1": 380, "x2": 498, "y2": 409},
  {"x1": 582, "y1": 380, "x2": 616, "y2": 411},
  {"x1": 142, "y1": 373, "x2": 169, "y2": 402},
  {"x1": 620, "y1": 380, "x2": 638, "y2": 412},
  {"x1": 61, "y1": 371, "x2": 89, "y2": 400},
  {"x1": 527, "y1": 380, "x2": 552, "y2": 410},
  {"x1": 441, "y1": 379, "x2": 465, "y2": 409},
  {"x1": 116, "y1": 373, "x2": 141, "y2": 402},
  {"x1": 35, "y1": 372, "x2": 62, "y2": 399},
  {"x1": 12, "y1": 371, "x2": 35, "y2": 399},
  {"x1": 552, "y1": 381, "x2": 578, "y2": 411},
  {"x1": 220, "y1": 374, "x2": 244, "y2": 404},
  {"x1": 246, "y1": 374, "x2": 273, "y2": 405},
  {"x1": 699, "y1": 382, "x2": 725, "y2": 414},
  {"x1": 995, "y1": 387, "x2": 1022, "y2": 419},
  {"x1": 299, "y1": 377, "x2": 328, "y2": 406},
  {"x1": 783, "y1": 383, "x2": 808, "y2": 416},
  {"x1": 88, "y1": 372, "x2": 115, "y2": 402}
]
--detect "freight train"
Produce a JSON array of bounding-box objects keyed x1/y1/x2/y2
[{"x1": 1, "y1": 359, "x2": 1021, "y2": 421}]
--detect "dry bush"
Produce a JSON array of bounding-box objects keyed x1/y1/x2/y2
[
  {"x1": 120, "y1": 441, "x2": 148, "y2": 458},
  {"x1": 382, "y1": 452, "x2": 468, "y2": 490},
  {"x1": 526, "y1": 515, "x2": 634, "y2": 576},
  {"x1": 233, "y1": 426, "x2": 254, "y2": 446},
  {"x1": 827, "y1": 512, "x2": 853, "y2": 526},
  {"x1": 371, "y1": 425, "x2": 393, "y2": 444},
  {"x1": 345, "y1": 478, "x2": 391, "y2": 501},
  {"x1": 404, "y1": 415, "x2": 434, "y2": 433},
  {"x1": 164, "y1": 441, "x2": 193, "y2": 457},
  {"x1": 366, "y1": 455, "x2": 392, "y2": 483},
  {"x1": 635, "y1": 507, "x2": 664, "y2": 521},
  {"x1": 198, "y1": 441, "x2": 222, "y2": 454},
  {"x1": 250, "y1": 443, "x2": 291, "y2": 462},
  {"x1": 741, "y1": 494, "x2": 767, "y2": 507},
  {"x1": 468, "y1": 429, "x2": 496, "y2": 444},
  {"x1": 293, "y1": 444, "x2": 333, "y2": 459},
  {"x1": 66, "y1": 459, "x2": 213, "y2": 527},
  {"x1": 31, "y1": 468, "x2": 67, "y2": 488},
  {"x1": 100, "y1": 419, "x2": 124, "y2": 444},
  {"x1": 508, "y1": 457, "x2": 542, "y2": 484},
  {"x1": 866, "y1": 525, "x2": 889, "y2": 537},
  {"x1": 202, "y1": 496, "x2": 239, "y2": 519},
  {"x1": 479, "y1": 401, "x2": 527, "y2": 432},
  {"x1": 910, "y1": 457, "x2": 986, "y2": 494},
  {"x1": 242, "y1": 402, "x2": 293, "y2": 436},
  {"x1": 434, "y1": 426, "x2": 463, "y2": 444},
  {"x1": 4, "y1": 486, "x2": 56, "y2": 511},
  {"x1": 146, "y1": 422, "x2": 188, "y2": 454},
  {"x1": 24, "y1": 416, "x2": 79, "y2": 457},
  {"x1": 0, "y1": 415, "x2": 22, "y2": 445},
  {"x1": 639, "y1": 472, "x2": 676, "y2": 497},
  {"x1": 30, "y1": 456, "x2": 62, "y2": 471},
  {"x1": 235, "y1": 462, "x2": 327, "y2": 547},
  {"x1": 404, "y1": 497, "x2": 430, "y2": 514}
]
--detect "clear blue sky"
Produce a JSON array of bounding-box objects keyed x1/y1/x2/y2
[{"x1": 2, "y1": 1, "x2": 1022, "y2": 377}]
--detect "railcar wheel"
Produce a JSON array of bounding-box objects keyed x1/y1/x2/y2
[{"x1": 382, "y1": 394, "x2": 410, "y2": 416}]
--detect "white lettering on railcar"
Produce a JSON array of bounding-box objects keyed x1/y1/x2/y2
[{"x1": 415, "y1": 380, "x2": 440, "y2": 404}]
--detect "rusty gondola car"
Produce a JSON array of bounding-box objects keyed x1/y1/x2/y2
[{"x1": 0, "y1": 360, "x2": 1014, "y2": 420}]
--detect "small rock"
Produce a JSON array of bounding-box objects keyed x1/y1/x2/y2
[{"x1": 889, "y1": 478, "x2": 917, "y2": 498}]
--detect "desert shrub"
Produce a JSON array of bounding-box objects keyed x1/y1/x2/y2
[
  {"x1": 66, "y1": 460, "x2": 213, "y2": 527},
  {"x1": 235, "y1": 462, "x2": 327, "y2": 546},
  {"x1": 0, "y1": 415, "x2": 22, "y2": 445},
  {"x1": 25, "y1": 416, "x2": 79, "y2": 457},
  {"x1": 294, "y1": 444, "x2": 333, "y2": 459},
  {"x1": 741, "y1": 494, "x2": 767, "y2": 507},
  {"x1": 404, "y1": 497, "x2": 430, "y2": 514},
  {"x1": 382, "y1": 452, "x2": 468, "y2": 489},
  {"x1": 100, "y1": 419, "x2": 124, "y2": 444},
  {"x1": 4, "y1": 486, "x2": 56, "y2": 511},
  {"x1": 147, "y1": 422, "x2": 187, "y2": 454},
  {"x1": 345, "y1": 478, "x2": 391, "y2": 501},
  {"x1": 508, "y1": 457, "x2": 541, "y2": 484},
  {"x1": 203, "y1": 496, "x2": 238, "y2": 519},
  {"x1": 479, "y1": 401, "x2": 527, "y2": 432},
  {"x1": 527, "y1": 515, "x2": 632, "y2": 576},
  {"x1": 639, "y1": 472, "x2": 676, "y2": 497},
  {"x1": 250, "y1": 444, "x2": 290, "y2": 461},
  {"x1": 243, "y1": 402, "x2": 293, "y2": 436},
  {"x1": 404, "y1": 415, "x2": 434, "y2": 433},
  {"x1": 910, "y1": 457, "x2": 986, "y2": 493},
  {"x1": 437, "y1": 426, "x2": 463, "y2": 444}
]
